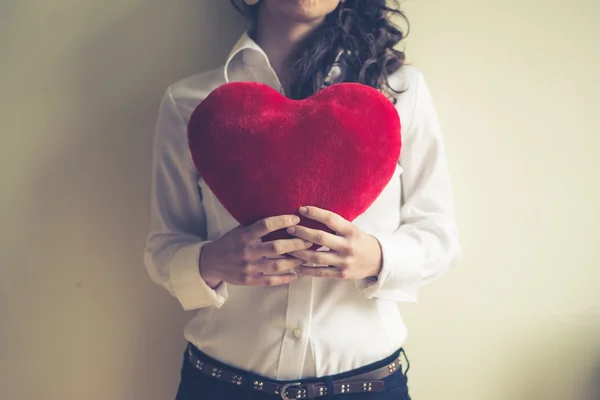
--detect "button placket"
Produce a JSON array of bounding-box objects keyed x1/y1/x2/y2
[{"x1": 276, "y1": 276, "x2": 314, "y2": 380}]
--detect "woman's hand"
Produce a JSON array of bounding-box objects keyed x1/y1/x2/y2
[
  {"x1": 200, "y1": 215, "x2": 313, "y2": 288},
  {"x1": 287, "y1": 206, "x2": 383, "y2": 280}
]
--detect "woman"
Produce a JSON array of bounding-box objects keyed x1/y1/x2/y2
[{"x1": 144, "y1": 0, "x2": 461, "y2": 399}]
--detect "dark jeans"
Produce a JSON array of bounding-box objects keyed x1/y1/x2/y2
[{"x1": 175, "y1": 344, "x2": 411, "y2": 400}]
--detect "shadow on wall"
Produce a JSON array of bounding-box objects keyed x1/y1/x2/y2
[
  {"x1": 495, "y1": 321, "x2": 600, "y2": 400},
  {"x1": 2, "y1": 2, "x2": 244, "y2": 400},
  {"x1": 585, "y1": 361, "x2": 600, "y2": 400}
]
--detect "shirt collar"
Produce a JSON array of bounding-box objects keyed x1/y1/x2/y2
[{"x1": 224, "y1": 32, "x2": 272, "y2": 83}]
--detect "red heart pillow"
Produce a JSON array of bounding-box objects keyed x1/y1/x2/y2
[{"x1": 188, "y1": 82, "x2": 401, "y2": 242}]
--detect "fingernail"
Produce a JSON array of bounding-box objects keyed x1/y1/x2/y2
[
  {"x1": 299, "y1": 207, "x2": 308, "y2": 215},
  {"x1": 292, "y1": 216, "x2": 300, "y2": 224},
  {"x1": 304, "y1": 240, "x2": 312, "y2": 247},
  {"x1": 287, "y1": 227, "x2": 296, "y2": 234}
]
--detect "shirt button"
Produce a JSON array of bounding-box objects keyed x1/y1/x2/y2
[{"x1": 293, "y1": 329, "x2": 302, "y2": 339}]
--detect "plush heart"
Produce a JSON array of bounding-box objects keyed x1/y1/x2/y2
[{"x1": 188, "y1": 82, "x2": 401, "y2": 243}]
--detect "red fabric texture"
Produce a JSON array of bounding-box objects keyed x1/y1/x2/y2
[{"x1": 188, "y1": 82, "x2": 401, "y2": 242}]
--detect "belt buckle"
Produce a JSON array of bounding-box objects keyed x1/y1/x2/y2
[{"x1": 280, "y1": 382, "x2": 303, "y2": 400}]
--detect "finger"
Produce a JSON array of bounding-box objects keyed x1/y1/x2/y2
[
  {"x1": 294, "y1": 266, "x2": 347, "y2": 279},
  {"x1": 287, "y1": 250, "x2": 342, "y2": 267},
  {"x1": 286, "y1": 225, "x2": 346, "y2": 250},
  {"x1": 250, "y1": 273, "x2": 298, "y2": 287},
  {"x1": 255, "y1": 257, "x2": 306, "y2": 274},
  {"x1": 253, "y1": 238, "x2": 313, "y2": 258},
  {"x1": 246, "y1": 215, "x2": 300, "y2": 239},
  {"x1": 299, "y1": 206, "x2": 355, "y2": 237}
]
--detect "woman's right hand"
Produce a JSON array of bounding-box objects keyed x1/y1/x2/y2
[{"x1": 199, "y1": 215, "x2": 312, "y2": 288}]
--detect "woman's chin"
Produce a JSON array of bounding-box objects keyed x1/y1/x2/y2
[{"x1": 279, "y1": 0, "x2": 337, "y2": 23}]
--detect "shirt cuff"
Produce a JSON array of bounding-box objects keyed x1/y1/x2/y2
[
  {"x1": 355, "y1": 233, "x2": 425, "y2": 302},
  {"x1": 168, "y1": 241, "x2": 228, "y2": 311}
]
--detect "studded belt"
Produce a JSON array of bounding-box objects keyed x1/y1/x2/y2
[{"x1": 185, "y1": 344, "x2": 403, "y2": 399}]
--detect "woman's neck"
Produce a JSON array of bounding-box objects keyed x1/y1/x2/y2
[{"x1": 255, "y1": 10, "x2": 323, "y2": 92}]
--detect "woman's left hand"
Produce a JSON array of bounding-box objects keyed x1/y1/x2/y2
[{"x1": 286, "y1": 206, "x2": 383, "y2": 280}]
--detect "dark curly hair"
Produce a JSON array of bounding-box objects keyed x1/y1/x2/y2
[{"x1": 230, "y1": 0, "x2": 409, "y2": 102}]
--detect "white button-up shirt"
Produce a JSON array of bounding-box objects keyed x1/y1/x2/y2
[{"x1": 144, "y1": 32, "x2": 461, "y2": 380}]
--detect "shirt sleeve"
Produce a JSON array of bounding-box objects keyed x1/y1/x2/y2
[
  {"x1": 356, "y1": 70, "x2": 461, "y2": 302},
  {"x1": 143, "y1": 87, "x2": 228, "y2": 311}
]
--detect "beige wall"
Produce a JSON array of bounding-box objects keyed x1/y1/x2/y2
[{"x1": 1, "y1": 1, "x2": 598, "y2": 399}]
